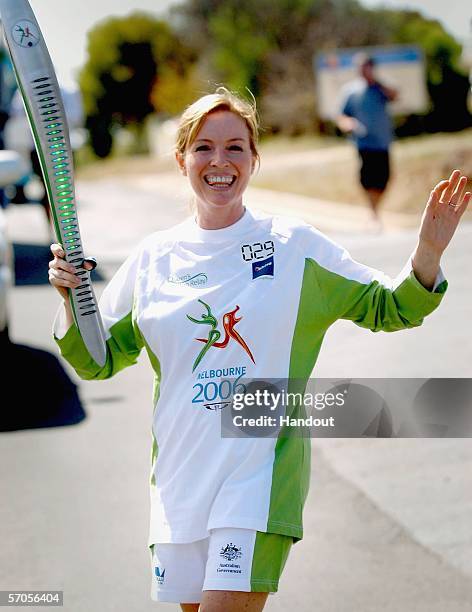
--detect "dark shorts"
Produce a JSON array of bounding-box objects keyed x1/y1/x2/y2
[{"x1": 358, "y1": 149, "x2": 390, "y2": 191}]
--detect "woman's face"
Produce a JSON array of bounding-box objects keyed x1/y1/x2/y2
[{"x1": 177, "y1": 110, "x2": 256, "y2": 214}]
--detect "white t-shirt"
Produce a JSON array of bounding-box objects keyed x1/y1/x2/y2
[{"x1": 53, "y1": 208, "x2": 446, "y2": 545}]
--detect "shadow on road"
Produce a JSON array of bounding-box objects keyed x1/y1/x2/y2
[
  {"x1": 0, "y1": 331, "x2": 86, "y2": 432},
  {"x1": 13, "y1": 242, "x2": 104, "y2": 286}
]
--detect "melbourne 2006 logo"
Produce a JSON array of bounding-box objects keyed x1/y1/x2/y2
[
  {"x1": 12, "y1": 21, "x2": 40, "y2": 48},
  {"x1": 187, "y1": 299, "x2": 255, "y2": 372}
]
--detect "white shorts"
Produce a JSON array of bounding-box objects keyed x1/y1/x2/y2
[{"x1": 150, "y1": 527, "x2": 292, "y2": 604}]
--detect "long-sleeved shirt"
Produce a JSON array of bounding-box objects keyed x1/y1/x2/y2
[{"x1": 53, "y1": 208, "x2": 447, "y2": 546}]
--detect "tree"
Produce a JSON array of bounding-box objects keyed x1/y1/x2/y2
[
  {"x1": 170, "y1": 0, "x2": 391, "y2": 133},
  {"x1": 385, "y1": 9, "x2": 471, "y2": 132},
  {"x1": 79, "y1": 13, "x2": 195, "y2": 157},
  {"x1": 170, "y1": 0, "x2": 471, "y2": 135},
  {"x1": 171, "y1": 0, "x2": 275, "y2": 96}
]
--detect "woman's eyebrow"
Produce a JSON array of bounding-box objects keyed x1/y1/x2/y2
[{"x1": 194, "y1": 138, "x2": 246, "y2": 143}]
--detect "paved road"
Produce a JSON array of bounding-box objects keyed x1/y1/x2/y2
[{"x1": 1, "y1": 176, "x2": 471, "y2": 611}]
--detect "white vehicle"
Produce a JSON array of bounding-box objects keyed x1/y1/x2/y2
[{"x1": 0, "y1": 149, "x2": 28, "y2": 338}]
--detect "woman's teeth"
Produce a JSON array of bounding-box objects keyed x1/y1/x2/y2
[{"x1": 204, "y1": 175, "x2": 235, "y2": 187}]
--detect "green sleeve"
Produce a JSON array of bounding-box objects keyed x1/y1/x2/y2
[
  {"x1": 53, "y1": 240, "x2": 147, "y2": 380},
  {"x1": 313, "y1": 259, "x2": 447, "y2": 332},
  {"x1": 54, "y1": 309, "x2": 144, "y2": 380}
]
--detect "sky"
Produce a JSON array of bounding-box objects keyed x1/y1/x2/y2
[{"x1": 16, "y1": 0, "x2": 472, "y2": 87}]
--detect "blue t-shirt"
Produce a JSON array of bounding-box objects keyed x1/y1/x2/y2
[{"x1": 342, "y1": 81, "x2": 393, "y2": 151}]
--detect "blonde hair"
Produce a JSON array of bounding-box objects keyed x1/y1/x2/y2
[{"x1": 175, "y1": 86, "x2": 260, "y2": 166}]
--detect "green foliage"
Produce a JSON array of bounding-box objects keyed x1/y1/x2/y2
[
  {"x1": 208, "y1": 6, "x2": 272, "y2": 94},
  {"x1": 373, "y1": 8, "x2": 470, "y2": 132},
  {"x1": 151, "y1": 64, "x2": 202, "y2": 116},
  {"x1": 171, "y1": 0, "x2": 470, "y2": 134},
  {"x1": 79, "y1": 12, "x2": 195, "y2": 156},
  {"x1": 171, "y1": 0, "x2": 318, "y2": 89},
  {"x1": 386, "y1": 10, "x2": 464, "y2": 84}
]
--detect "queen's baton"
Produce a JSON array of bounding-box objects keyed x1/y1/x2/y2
[{"x1": 0, "y1": 0, "x2": 107, "y2": 366}]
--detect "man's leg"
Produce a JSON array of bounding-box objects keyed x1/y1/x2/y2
[
  {"x1": 359, "y1": 149, "x2": 390, "y2": 226},
  {"x1": 365, "y1": 187, "x2": 385, "y2": 220}
]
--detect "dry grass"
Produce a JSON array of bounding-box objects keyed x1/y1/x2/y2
[
  {"x1": 76, "y1": 151, "x2": 177, "y2": 181},
  {"x1": 258, "y1": 133, "x2": 340, "y2": 154},
  {"x1": 253, "y1": 130, "x2": 472, "y2": 216},
  {"x1": 76, "y1": 130, "x2": 472, "y2": 218}
]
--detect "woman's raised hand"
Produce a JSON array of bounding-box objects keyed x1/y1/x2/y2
[
  {"x1": 418, "y1": 169, "x2": 471, "y2": 258},
  {"x1": 412, "y1": 169, "x2": 470, "y2": 290}
]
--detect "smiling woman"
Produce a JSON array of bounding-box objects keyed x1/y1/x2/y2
[
  {"x1": 48, "y1": 86, "x2": 470, "y2": 612},
  {"x1": 174, "y1": 87, "x2": 260, "y2": 229}
]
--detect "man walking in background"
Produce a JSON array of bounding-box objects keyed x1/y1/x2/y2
[{"x1": 337, "y1": 54, "x2": 398, "y2": 230}]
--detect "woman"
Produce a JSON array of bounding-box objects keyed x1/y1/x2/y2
[{"x1": 49, "y1": 87, "x2": 470, "y2": 612}]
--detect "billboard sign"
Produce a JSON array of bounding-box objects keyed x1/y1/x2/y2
[{"x1": 314, "y1": 45, "x2": 429, "y2": 120}]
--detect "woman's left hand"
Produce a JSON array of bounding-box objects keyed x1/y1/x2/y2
[
  {"x1": 418, "y1": 169, "x2": 471, "y2": 257},
  {"x1": 412, "y1": 170, "x2": 470, "y2": 290}
]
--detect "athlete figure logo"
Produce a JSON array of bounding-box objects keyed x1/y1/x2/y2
[
  {"x1": 14, "y1": 23, "x2": 39, "y2": 48},
  {"x1": 187, "y1": 299, "x2": 255, "y2": 372}
]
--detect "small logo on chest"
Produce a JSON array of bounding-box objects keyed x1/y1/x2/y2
[
  {"x1": 167, "y1": 272, "x2": 208, "y2": 287},
  {"x1": 252, "y1": 256, "x2": 274, "y2": 279},
  {"x1": 240, "y1": 241, "x2": 275, "y2": 279}
]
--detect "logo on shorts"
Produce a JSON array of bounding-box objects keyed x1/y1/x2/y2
[
  {"x1": 220, "y1": 543, "x2": 242, "y2": 562},
  {"x1": 154, "y1": 566, "x2": 166, "y2": 585}
]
